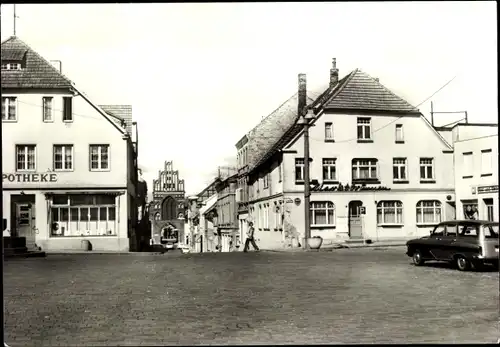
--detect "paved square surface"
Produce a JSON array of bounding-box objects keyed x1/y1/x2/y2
[{"x1": 3, "y1": 247, "x2": 499, "y2": 345}]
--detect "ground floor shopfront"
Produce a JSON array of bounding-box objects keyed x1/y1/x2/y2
[
  {"x1": 456, "y1": 184, "x2": 499, "y2": 222},
  {"x1": 246, "y1": 189, "x2": 456, "y2": 249},
  {"x1": 3, "y1": 189, "x2": 132, "y2": 252}
]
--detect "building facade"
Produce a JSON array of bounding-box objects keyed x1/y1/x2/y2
[
  {"x1": 452, "y1": 125, "x2": 498, "y2": 221},
  {"x1": 214, "y1": 173, "x2": 239, "y2": 252},
  {"x1": 149, "y1": 161, "x2": 187, "y2": 245},
  {"x1": 1, "y1": 36, "x2": 138, "y2": 252},
  {"x1": 244, "y1": 59, "x2": 456, "y2": 249}
]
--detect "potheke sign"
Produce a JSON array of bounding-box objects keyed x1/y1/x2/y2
[{"x1": 2, "y1": 173, "x2": 58, "y2": 183}]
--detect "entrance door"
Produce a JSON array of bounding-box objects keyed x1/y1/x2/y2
[
  {"x1": 348, "y1": 201, "x2": 363, "y2": 239},
  {"x1": 16, "y1": 203, "x2": 36, "y2": 249}
]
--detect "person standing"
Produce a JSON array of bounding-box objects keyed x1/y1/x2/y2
[{"x1": 243, "y1": 222, "x2": 259, "y2": 252}]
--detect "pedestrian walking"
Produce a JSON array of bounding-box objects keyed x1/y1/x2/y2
[{"x1": 243, "y1": 222, "x2": 259, "y2": 252}]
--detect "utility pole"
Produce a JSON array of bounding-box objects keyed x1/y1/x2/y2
[
  {"x1": 13, "y1": 4, "x2": 17, "y2": 36},
  {"x1": 430, "y1": 101, "x2": 434, "y2": 127}
]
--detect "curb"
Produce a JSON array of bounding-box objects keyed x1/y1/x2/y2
[{"x1": 262, "y1": 243, "x2": 407, "y2": 253}]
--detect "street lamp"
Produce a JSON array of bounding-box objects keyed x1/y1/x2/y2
[{"x1": 297, "y1": 107, "x2": 315, "y2": 250}]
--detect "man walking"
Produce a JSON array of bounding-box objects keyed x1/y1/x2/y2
[{"x1": 243, "y1": 221, "x2": 259, "y2": 252}]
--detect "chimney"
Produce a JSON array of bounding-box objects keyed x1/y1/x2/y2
[
  {"x1": 330, "y1": 58, "x2": 339, "y2": 87},
  {"x1": 50, "y1": 60, "x2": 62, "y2": 73},
  {"x1": 298, "y1": 73, "x2": 307, "y2": 117}
]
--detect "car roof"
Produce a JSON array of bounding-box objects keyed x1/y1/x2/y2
[{"x1": 439, "y1": 220, "x2": 498, "y2": 226}]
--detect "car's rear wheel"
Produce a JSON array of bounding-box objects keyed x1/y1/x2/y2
[
  {"x1": 456, "y1": 255, "x2": 471, "y2": 271},
  {"x1": 412, "y1": 249, "x2": 425, "y2": 266}
]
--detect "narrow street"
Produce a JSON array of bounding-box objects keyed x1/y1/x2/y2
[{"x1": 4, "y1": 248, "x2": 499, "y2": 346}]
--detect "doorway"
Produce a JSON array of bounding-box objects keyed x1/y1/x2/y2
[
  {"x1": 10, "y1": 194, "x2": 37, "y2": 249},
  {"x1": 348, "y1": 200, "x2": 364, "y2": 239}
]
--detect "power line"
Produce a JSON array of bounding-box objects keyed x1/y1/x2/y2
[{"x1": 243, "y1": 75, "x2": 458, "y2": 144}]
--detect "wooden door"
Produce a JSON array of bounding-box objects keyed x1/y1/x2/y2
[{"x1": 348, "y1": 201, "x2": 363, "y2": 239}]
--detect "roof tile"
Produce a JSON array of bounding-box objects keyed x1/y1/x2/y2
[
  {"x1": 99, "y1": 105, "x2": 133, "y2": 135},
  {"x1": 1, "y1": 36, "x2": 73, "y2": 89}
]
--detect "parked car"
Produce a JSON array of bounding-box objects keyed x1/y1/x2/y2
[{"x1": 406, "y1": 220, "x2": 499, "y2": 271}]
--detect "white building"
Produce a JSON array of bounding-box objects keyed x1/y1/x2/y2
[{"x1": 1, "y1": 36, "x2": 138, "y2": 252}]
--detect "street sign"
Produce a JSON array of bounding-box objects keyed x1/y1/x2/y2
[{"x1": 359, "y1": 206, "x2": 366, "y2": 215}]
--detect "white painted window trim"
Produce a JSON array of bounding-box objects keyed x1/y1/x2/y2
[
  {"x1": 352, "y1": 159, "x2": 378, "y2": 180},
  {"x1": 325, "y1": 122, "x2": 333, "y2": 140},
  {"x1": 2, "y1": 96, "x2": 18, "y2": 122},
  {"x1": 393, "y1": 158, "x2": 408, "y2": 181},
  {"x1": 322, "y1": 158, "x2": 337, "y2": 181},
  {"x1": 16, "y1": 144, "x2": 37, "y2": 172},
  {"x1": 416, "y1": 200, "x2": 442, "y2": 225},
  {"x1": 310, "y1": 201, "x2": 336, "y2": 227},
  {"x1": 42, "y1": 96, "x2": 54, "y2": 122},
  {"x1": 89, "y1": 144, "x2": 111, "y2": 172},
  {"x1": 419, "y1": 157, "x2": 435, "y2": 181},
  {"x1": 295, "y1": 158, "x2": 305, "y2": 182},
  {"x1": 395, "y1": 124, "x2": 404, "y2": 142},
  {"x1": 53, "y1": 145, "x2": 74, "y2": 172},
  {"x1": 357, "y1": 117, "x2": 372, "y2": 140},
  {"x1": 376, "y1": 200, "x2": 404, "y2": 226}
]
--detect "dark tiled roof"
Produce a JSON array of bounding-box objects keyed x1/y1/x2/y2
[
  {"x1": 246, "y1": 91, "x2": 317, "y2": 172},
  {"x1": 99, "y1": 105, "x2": 133, "y2": 135},
  {"x1": 1, "y1": 36, "x2": 73, "y2": 89},
  {"x1": 249, "y1": 69, "x2": 420, "y2": 174},
  {"x1": 324, "y1": 69, "x2": 418, "y2": 113}
]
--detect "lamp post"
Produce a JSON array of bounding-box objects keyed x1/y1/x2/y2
[{"x1": 297, "y1": 108, "x2": 315, "y2": 250}]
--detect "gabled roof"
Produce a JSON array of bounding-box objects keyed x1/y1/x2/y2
[
  {"x1": 246, "y1": 91, "x2": 318, "y2": 172},
  {"x1": 1, "y1": 36, "x2": 73, "y2": 89},
  {"x1": 99, "y1": 105, "x2": 133, "y2": 135},
  {"x1": 323, "y1": 69, "x2": 419, "y2": 113}
]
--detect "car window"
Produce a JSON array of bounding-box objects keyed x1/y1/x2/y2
[
  {"x1": 445, "y1": 225, "x2": 457, "y2": 237},
  {"x1": 459, "y1": 224, "x2": 479, "y2": 237},
  {"x1": 432, "y1": 225, "x2": 445, "y2": 237},
  {"x1": 482, "y1": 225, "x2": 499, "y2": 239}
]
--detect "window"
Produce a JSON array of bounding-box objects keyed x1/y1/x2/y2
[
  {"x1": 50, "y1": 194, "x2": 117, "y2": 237},
  {"x1": 462, "y1": 152, "x2": 473, "y2": 177},
  {"x1": 16, "y1": 145, "x2": 36, "y2": 171},
  {"x1": 325, "y1": 122, "x2": 333, "y2": 140},
  {"x1": 2, "y1": 97, "x2": 17, "y2": 121},
  {"x1": 462, "y1": 200, "x2": 478, "y2": 220},
  {"x1": 63, "y1": 97, "x2": 73, "y2": 122},
  {"x1": 1, "y1": 62, "x2": 21, "y2": 70},
  {"x1": 395, "y1": 124, "x2": 404, "y2": 142},
  {"x1": 393, "y1": 158, "x2": 407, "y2": 181},
  {"x1": 419, "y1": 158, "x2": 435, "y2": 181},
  {"x1": 357, "y1": 118, "x2": 371, "y2": 140},
  {"x1": 481, "y1": 149, "x2": 492, "y2": 176},
  {"x1": 431, "y1": 225, "x2": 445, "y2": 237},
  {"x1": 89, "y1": 145, "x2": 110, "y2": 171},
  {"x1": 416, "y1": 200, "x2": 442, "y2": 224},
  {"x1": 445, "y1": 225, "x2": 457, "y2": 237},
  {"x1": 265, "y1": 203, "x2": 270, "y2": 229},
  {"x1": 377, "y1": 201, "x2": 403, "y2": 225},
  {"x1": 42, "y1": 97, "x2": 53, "y2": 122},
  {"x1": 310, "y1": 201, "x2": 335, "y2": 226},
  {"x1": 274, "y1": 202, "x2": 282, "y2": 229},
  {"x1": 258, "y1": 204, "x2": 262, "y2": 229},
  {"x1": 278, "y1": 162, "x2": 282, "y2": 182},
  {"x1": 53, "y1": 145, "x2": 74, "y2": 171},
  {"x1": 263, "y1": 174, "x2": 269, "y2": 189},
  {"x1": 322, "y1": 158, "x2": 337, "y2": 181},
  {"x1": 295, "y1": 158, "x2": 305, "y2": 182},
  {"x1": 352, "y1": 159, "x2": 378, "y2": 180}
]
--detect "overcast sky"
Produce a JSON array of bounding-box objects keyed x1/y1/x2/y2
[{"x1": 1, "y1": 2, "x2": 497, "y2": 196}]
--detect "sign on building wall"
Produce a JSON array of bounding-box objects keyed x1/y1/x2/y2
[
  {"x1": 477, "y1": 185, "x2": 499, "y2": 194},
  {"x1": 2, "y1": 173, "x2": 58, "y2": 183}
]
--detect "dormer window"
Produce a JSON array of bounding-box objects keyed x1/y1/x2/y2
[{"x1": 1, "y1": 62, "x2": 22, "y2": 70}]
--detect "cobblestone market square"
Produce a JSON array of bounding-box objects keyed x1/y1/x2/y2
[{"x1": 4, "y1": 248, "x2": 499, "y2": 346}]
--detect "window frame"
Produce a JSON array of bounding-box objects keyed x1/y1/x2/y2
[
  {"x1": 53, "y1": 144, "x2": 74, "y2": 172},
  {"x1": 325, "y1": 122, "x2": 334, "y2": 141},
  {"x1": 462, "y1": 152, "x2": 473, "y2": 178},
  {"x1": 393, "y1": 157, "x2": 408, "y2": 182},
  {"x1": 63, "y1": 96, "x2": 73, "y2": 122},
  {"x1": 2, "y1": 96, "x2": 18, "y2": 122},
  {"x1": 89, "y1": 144, "x2": 111, "y2": 172},
  {"x1": 419, "y1": 157, "x2": 435, "y2": 182},
  {"x1": 1, "y1": 62, "x2": 21, "y2": 70},
  {"x1": 352, "y1": 158, "x2": 378, "y2": 181},
  {"x1": 42, "y1": 96, "x2": 54, "y2": 122},
  {"x1": 376, "y1": 200, "x2": 404, "y2": 226},
  {"x1": 263, "y1": 173, "x2": 269, "y2": 189},
  {"x1": 310, "y1": 201, "x2": 336, "y2": 227},
  {"x1": 15, "y1": 144, "x2": 37, "y2": 172},
  {"x1": 480, "y1": 149, "x2": 493, "y2": 177},
  {"x1": 395, "y1": 124, "x2": 404, "y2": 143},
  {"x1": 416, "y1": 200, "x2": 442, "y2": 225},
  {"x1": 322, "y1": 158, "x2": 337, "y2": 182},
  {"x1": 295, "y1": 158, "x2": 305, "y2": 183},
  {"x1": 357, "y1": 117, "x2": 372, "y2": 141}
]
